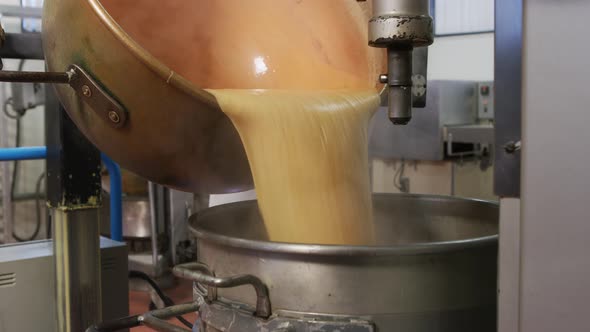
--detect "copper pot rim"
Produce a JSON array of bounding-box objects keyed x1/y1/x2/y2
[{"x1": 87, "y1": 0, "x2": 219, "y2": 108}]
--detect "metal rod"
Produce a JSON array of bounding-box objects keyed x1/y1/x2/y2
[
  {"x1": 0, "y1": 70, "x2": 71, "y2": 83},
  {"x1": 0, "y1": 5, "x2": 42, "y2": 18},
  {"x1": 0, "y1": 85, "x2": 12, "y2": 243},
  {"x1": 148, "y1": 181, "x2": 159, "y2": 270},
  {"x1": 387, "y1": 47, "x2": 413, "y2": 125}
]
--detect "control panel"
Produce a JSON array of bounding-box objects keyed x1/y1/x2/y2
[{"x1": 477, "y1": 81, "x2": 494, "y2": 120}]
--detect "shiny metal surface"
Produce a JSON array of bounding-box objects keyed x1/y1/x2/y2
[
  {"x1": 494, "y1": 0, "x2": 522, "y2": 197},
  {"x1": 369, "y1": 80, "x2": 478, "y2": 160},
  {"x1": 189, "y1": 194, "x2": 498, "y2": 331},
  {"x1": 369, "y1": 0, "x2": 433, "y2": 125},
  {"x1": 100, "y1": 196, "x2": 151, "y2": 238},
  {"x1": 373, "y1": 0, "x2": 430, "y2": 16},
  {"x1": 42, "y1": 0, "x2": 384, "y2": 194},
  {"x1": 53, "y1": 208, "x2": 102, "y2": 332}
]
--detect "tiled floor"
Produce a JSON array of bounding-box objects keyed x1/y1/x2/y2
[{"x1": 129, "y1": 279, "x2": 198, "y2": 331}]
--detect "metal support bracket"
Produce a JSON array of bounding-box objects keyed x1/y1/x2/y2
[
  {"x1": 0, "y1": 65, "x2": 127, "y2": 128},
  {"x1": 68, "y1": 65, "x2": 127, "y2": 128}
]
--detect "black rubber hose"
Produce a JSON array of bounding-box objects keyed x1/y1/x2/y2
[
  {"x1": 9, "y1": 59, "x2": 45, "y2": 242},
  {"x1": 128, "y1": 270, "x2": 194, "y2": 329},
  {"x1": 12, "y1": 172, "x2": 44, "y2": 242},
  {"x1": 86, "y1": 315, "x2": 140, "y2": 332}
]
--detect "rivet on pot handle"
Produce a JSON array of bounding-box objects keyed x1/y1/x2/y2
[
  {"x1": 173, "y1": 262, "x2": 272, "y2": 319},
  {"x1": 68, "y1": 65, "x2": 127, "y2": 128},
  {"x1": 0, "y1": 65, "x2": 127, "y2": 129}
]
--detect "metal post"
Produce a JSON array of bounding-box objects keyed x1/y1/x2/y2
[
  {"x1": 46, "y1": 89, "x2": 103, "y2": 331},
  {"x1": 0, "y1": 83, "x2": 13, "y2": 243}
]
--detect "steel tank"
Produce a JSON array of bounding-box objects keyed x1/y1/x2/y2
[{"x1": 182, "y1": 193, "x2": 499, "y2": 332}]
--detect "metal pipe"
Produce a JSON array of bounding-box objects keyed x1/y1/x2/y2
[
  {"x1": 0, "y1": 85, "x2": 12, "y2": 243},
  {"x1": 0, "y1": 146, "x2": 46, "y2": 161},
  {"x1": 101, "y1": 153, "x2": 123, "y2": 241},
  {"x1": 0, "y1": 5, "x2": 42, "y2": 18},
  {"x1": 148, "y1": 181, "x2": 159, "y2": 269},
  {"x1": 387, "y1": 47, "x2": 413, "y2": 124}
]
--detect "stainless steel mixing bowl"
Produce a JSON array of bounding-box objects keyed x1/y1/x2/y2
[{"x1": 187, "y1": 193, "x2": 499, "y2": 332}]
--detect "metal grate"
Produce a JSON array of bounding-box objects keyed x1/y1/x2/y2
[{"x1": 0, "y1": 272, "x2": 16, "y2": 288}]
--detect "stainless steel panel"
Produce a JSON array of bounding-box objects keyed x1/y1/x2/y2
[
  {"x1": 494, "y1": 0, "x2": 522, "y2": 197},
  {"x1": 0, "y1": 237, "x2": 128, "y2": 332},
  {"x1": 445, "y1": 124, "x2": 494, "y2": 144},
  {"x1": 369, "y1": 80, "x2": 477, "y2": 160},
  {"x1": 519, "y1": 0, "x2": 590, "y2": 331}
]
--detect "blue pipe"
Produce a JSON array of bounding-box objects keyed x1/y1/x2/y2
[
  {"x1": 101, "y1": 153, "x2": 123, "y2": 242},
  {"x1": 0, "y1": 147, "x2": 123, "y2": 242},
  {"x1": 0, "y1": 146, "x2": 47, "y2": 161}
]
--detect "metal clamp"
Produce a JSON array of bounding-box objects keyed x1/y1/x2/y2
[
  {"x1": 0, "y1": 65, "x2": 127, "y2": 128},
  {"x1": 173, "y1": 262, "x2": 272, "y2": 319}
]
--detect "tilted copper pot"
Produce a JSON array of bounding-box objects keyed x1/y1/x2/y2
[{"x1": 42, "y1": 0, "x2": 385, "y2": 194}]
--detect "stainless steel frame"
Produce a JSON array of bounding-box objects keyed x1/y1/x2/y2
[{"x1": 494, "y1": 0, "x2": 522, "y2": 197}]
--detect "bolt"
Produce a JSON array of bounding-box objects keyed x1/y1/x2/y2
[
  {"x1": 108, "y1": 111, "x2": 120, "y2": 124},
  {"x1": 379, "y1": 74, "x2": 389, "y2": 84},
  {"x1": 504, "y1": 140, "x2": 521, "y2": 154},
  {"x1": 81, "y1": 85, "x2": 92, "y2": 97}
]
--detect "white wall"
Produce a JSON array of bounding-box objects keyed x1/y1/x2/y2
[{"x1": 428, "y1": 33, "x2": 494, "y2": 81}]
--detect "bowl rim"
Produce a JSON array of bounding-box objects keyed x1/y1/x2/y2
[{"x1": 189, "y1": 193, "x2": 499, "y2": 257}]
